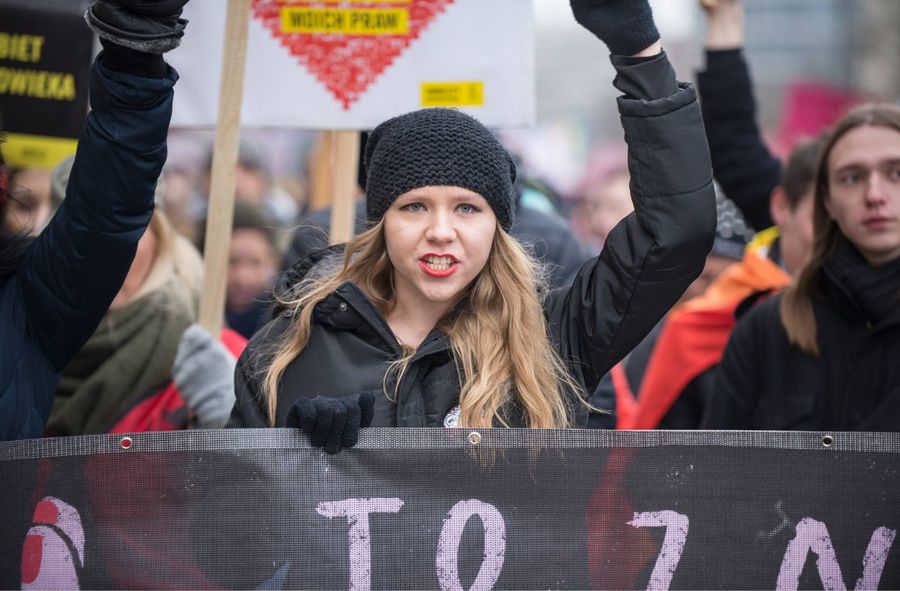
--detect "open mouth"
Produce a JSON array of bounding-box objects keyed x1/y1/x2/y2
[{"x1": 419, "y1": 254, "x2": 459, "y2": 277}]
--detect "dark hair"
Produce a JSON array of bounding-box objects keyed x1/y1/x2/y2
[
  {"x1": 196, "y1": 202, "x2": 278, "y2": 255},
  {"x1": 780, "y1": 103, "x2": 900, "y2": 355},
  {"x1": 780, "y1": 135, "x2": 827, "y2": 210}
]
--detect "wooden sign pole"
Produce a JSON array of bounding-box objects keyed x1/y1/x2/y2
[
  {"x1": 198, "y1": 0, "x2": 252, "y2": 335},
  {"x1": 328, "y1": 130, "x2": 360, "y2": 245},
  {"x1": 309, "y1": 132, "x2": 334, "y2": 211}
]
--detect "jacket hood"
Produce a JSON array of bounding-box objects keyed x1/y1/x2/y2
[{"x1": 272, "y1": 244, "x2": 344, "y2": 318}]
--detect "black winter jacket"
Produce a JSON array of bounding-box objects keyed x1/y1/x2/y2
[
  {"x1": 0, "y1": 56, "x2": 177, "y2": 441},
  {"x1": 703, "y1": 261, "x2": 900, "y2": 431},
  {"x1": 230, "y1": 59, "x2": 716, "y2": 429}
]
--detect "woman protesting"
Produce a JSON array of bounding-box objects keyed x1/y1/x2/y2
[
  {"x1": 229, "y1": 0, "x2": 717, "y2": 450},
  {"x1": 704, "y1": 103, "x2": 900, "y2": 431}
]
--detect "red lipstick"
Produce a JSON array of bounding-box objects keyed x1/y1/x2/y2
[{"x1": 419, "y1": 253, "x2": 459, "y2": 277}]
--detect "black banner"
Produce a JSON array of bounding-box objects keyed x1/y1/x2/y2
[
  {"x1": 0, "y1": 0, "x2": 92, "y2": 168},
  {"x1": 1, "y1": 429, "x2": 898, "y2": 590}
]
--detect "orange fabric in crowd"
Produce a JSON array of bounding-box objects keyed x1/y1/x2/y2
[{"x1": 616, "y1": 248, "x2": 790, "y2": 430}]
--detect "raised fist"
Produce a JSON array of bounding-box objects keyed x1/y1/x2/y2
[
  {"x1": 570, "y1": 0, "x2": 660, "y2": 56},
  {"x1": 85, "y1": 0, "x2": 190, "y2": 54}
]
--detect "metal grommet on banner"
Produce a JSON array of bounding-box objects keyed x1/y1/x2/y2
[
  {"x1": 119, "y1": 436, "x2": 133, "y2": 450},
  {"x1": 468, "y1": 431, "x2": 481, "y2": 445},
  {"x1": 822, "y1": 434, "x2": 834, "y2": 448}
]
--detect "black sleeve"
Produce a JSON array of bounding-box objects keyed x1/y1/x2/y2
[
  {"x1": 544, "y1": 53, "x2": 716, "y2": 402},
  {"x1": 20, "y1": 54, "x2": 176, "y2": 371},
  {"x1": 99, "y1": 39, "x2": 167, "y2": 78},
  {"x1": 696, "y1": 49, "x2": 780, "y2": 231},
  {"x1": 610, "y1": 51, "x2": 678, "y2": 100}
]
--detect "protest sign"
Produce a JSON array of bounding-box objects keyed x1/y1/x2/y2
[
  {"x1": 168, "y1": 0, "x2": 535, "y2": 130},
  {"x1": 0, "y1": 1, "x2": 92, "y2": 169},
  {"x1": 1, "y1": 429, "x2": 898, "y2": 589}
]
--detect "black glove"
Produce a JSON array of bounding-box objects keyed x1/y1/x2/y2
[
  {"x1": 570, "y1": 0, "x2": 660, "y2": 57},
  {"x1": 286, "y1": 393, "x2": 376, "y2": 455},
  {"x1": 85, "y1": 0, "x2": 190, "y2": 54}
]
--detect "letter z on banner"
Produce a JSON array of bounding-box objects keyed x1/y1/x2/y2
[{"x1": 168, "y1": 0, "x2": 534, "y2": 129}]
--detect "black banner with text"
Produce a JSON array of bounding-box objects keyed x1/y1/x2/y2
[{"x1": 1, "y1": 430, "x2": 898, "y2": 590}]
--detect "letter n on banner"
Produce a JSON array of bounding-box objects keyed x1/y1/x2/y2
[{"x1": 776, "y1": 517, "x2": 896, "y2": 590}]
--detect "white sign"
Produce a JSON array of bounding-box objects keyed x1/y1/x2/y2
[{"x1": 168, "y1": 0, "x2": 535, "y2": 130}]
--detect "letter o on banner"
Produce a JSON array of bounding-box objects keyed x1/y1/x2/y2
[{"x1": 436, "y1": 499, "x2": 506, "y2": 591}]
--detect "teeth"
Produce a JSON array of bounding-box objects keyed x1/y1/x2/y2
[{"x1": 424, "y1": 256, "x2": 454, "y2": 271}]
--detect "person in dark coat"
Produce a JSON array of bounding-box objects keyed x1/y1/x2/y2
[
  {"x1": 229, "y1": 0, "x2": 717, "y2": 452},
  {"x1": 703, "y1": 103, "x2": 900, "y2": 431},
  {"x1": 0, "y1": 0, "x2": 187, "y2": 441}
]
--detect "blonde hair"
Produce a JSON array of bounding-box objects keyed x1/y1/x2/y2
[
  {"x1": 132, "y1": 210, "x2": 204, "y2": 314},
  {"x1": 780, "y1": 103, "x2": 900, "y2": 355},
  {"x1": 260, "y1": 221, "x2": 577, "y2": 428}
]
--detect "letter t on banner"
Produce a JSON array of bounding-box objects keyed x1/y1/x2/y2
[
  {"x1": 198, "y1": 0, "x2": 251, "y2": 335},
  {"x1": 316, "y1": 498, "x2": 404, "y2": 591}
]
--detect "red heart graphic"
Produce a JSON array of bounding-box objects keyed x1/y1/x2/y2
[{"x1": 252, "y1": 0, "x2": 456, "y2": 110}]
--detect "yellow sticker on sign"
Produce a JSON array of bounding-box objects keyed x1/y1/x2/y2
[
  {"x1": 421, "y1": 82, "x2": 485, "y2": 108},
  {"x1": 4, "y1": 132, "x2": 77, "y2": 169},
  {"x1": 281, "y1": 8, "x2": 409, "y2": 35}
]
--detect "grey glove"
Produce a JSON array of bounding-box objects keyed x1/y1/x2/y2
[
  {"x1": 173, "y1": 324, "x2": 236, "y2": 429},
  {"x1": 85, "y1": 0, "x2": 190, "y2": 54},
  {"x1": 570, "y1": 0, "x2": 660, "y2": 56}
]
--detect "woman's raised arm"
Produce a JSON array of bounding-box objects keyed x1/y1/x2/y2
[{"x1": 545, "y1": 1, "x2": 717, "y2": 420}]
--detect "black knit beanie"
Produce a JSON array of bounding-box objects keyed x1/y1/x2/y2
[{"x1": 364, "y1": 108, "x2": 517, "y2": 231}]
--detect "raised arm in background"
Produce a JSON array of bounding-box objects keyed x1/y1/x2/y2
[{"x1": 697, "y1": 0, "x2": 779, "y2": 231}]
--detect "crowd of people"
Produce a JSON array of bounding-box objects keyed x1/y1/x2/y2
[{"x1": 1, "y1": 0, "x2": 898, "y2": 447}]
